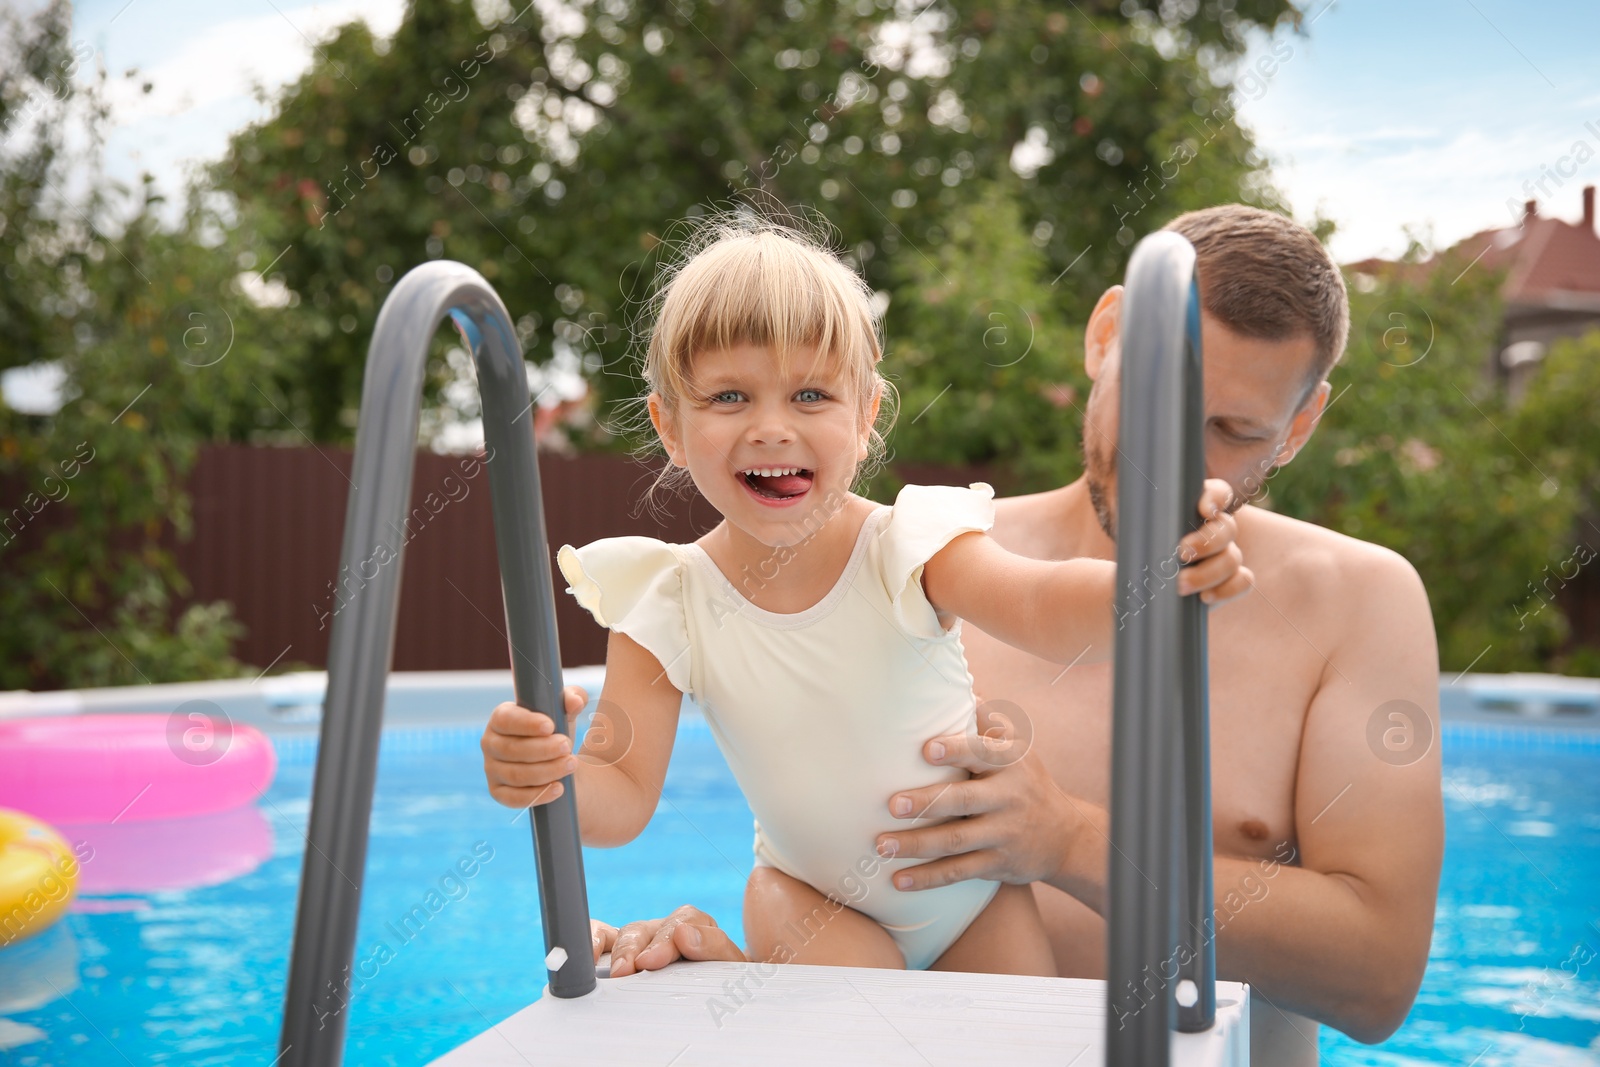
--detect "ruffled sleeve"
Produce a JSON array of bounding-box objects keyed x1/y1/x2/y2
[
  {"x1": 878, "y1": 482, "x2": 997, "y2": 639},
  {"x1": 556, "y1": 537, "x2": 693, "y2": 694}
]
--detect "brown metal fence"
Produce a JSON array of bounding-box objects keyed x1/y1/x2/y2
[
  {"x1": 177, "y1": 446, "x2": 705, "y2": 671},
  {"x1": 18, "y1": 443, "x2": 1600, "y2": 678},
  {"x1": 177, "y1": 446, "x2": 990, "y2": 672}
]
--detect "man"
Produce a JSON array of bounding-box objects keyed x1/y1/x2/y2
[{"x1": 482, "y1": 205, "x2": 1444, "y2": 1062}]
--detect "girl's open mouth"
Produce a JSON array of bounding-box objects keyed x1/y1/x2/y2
[{"x1": 739, "y1": 466, "x2": 814, "y2": 506}]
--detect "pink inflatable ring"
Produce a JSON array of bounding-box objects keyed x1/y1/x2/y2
[{"x1": 0, "y1": 711, "x2": 277, "y2": 824}]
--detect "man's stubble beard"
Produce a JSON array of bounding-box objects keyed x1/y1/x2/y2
[
  {"x1": 1081, "y1": 373, "x2": 1119, "y2": 542},
  {"x1": 1083, "y1": 433, "x2": 1117, "y2": 542},
  {"x1": 1084, "y1": 436, "x2": 1251, "y2": 547},
  {"x1": 1086, "y1": 475, "x2": 1115, "y2": 542}
]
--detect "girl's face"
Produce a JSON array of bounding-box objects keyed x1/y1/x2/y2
[{"x1": 649, "y1": 343, "x2": 879, "y2": 548}]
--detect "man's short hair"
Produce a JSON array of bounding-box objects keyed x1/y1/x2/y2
[{"x1": 1163, "y1": 205, "x2": 1350, "y2": 390}]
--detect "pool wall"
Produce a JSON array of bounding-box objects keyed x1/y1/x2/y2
[{"x1": 4, "y1": 666, "x2": 1596, "y2": 742}]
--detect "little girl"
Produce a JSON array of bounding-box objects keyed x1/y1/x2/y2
[{"x1": 503, "y1": 219, "x2": 1245, "y2": 976}]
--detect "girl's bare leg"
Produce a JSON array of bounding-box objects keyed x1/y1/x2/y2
[
  {"x1": 743, "y1": 866, "x2": 904, "y2": 968},
  {"x1": 930, "y1": 882, "x2": 1058, "y2": 976}
]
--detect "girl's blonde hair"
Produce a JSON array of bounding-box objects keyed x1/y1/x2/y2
[{"x1": 638, "y1": 213, "x2": 896, "y2": 498}]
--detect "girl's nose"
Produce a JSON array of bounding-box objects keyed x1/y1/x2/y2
[{"x1": 746, "y1": 405, "x2": 795, "y2": 445}]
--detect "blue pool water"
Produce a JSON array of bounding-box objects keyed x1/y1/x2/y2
[
  {"x1": 0, "y1": 720, "x2": 754, "y2": 1066},
  {"x1": 1322, "y1": 727, "x2": 1600, "y2": 1066},
  {"x1": 2, "y1": 717, "x2": 1597, "y2": 1065}
]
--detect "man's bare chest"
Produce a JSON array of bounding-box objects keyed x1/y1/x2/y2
[{"x1": 962, "y1": 611, "x2": 1321, "y2": 861}]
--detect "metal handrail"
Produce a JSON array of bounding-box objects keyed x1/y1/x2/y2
[
  {"x1": 1105, "y1": 231, "x2": 1217, "y2": 1064},
  {"x1": 277, "y1": 262, "x2": 595, "y2": 1067}
]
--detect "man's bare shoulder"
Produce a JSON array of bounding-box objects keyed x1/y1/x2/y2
[
  {"x1": 992, "y1": 488, "x2": 1058, "y2": 525},
  {"x1": 1240, "y1": 505, "x2": 1429, "y2": 619},
  {"x1": 990, "y1": 486, "x2": 1078, "y2": 558}
]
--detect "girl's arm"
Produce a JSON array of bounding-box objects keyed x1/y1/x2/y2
[
  {"x1": 923, "y1": 536, "x2": 1118, "y2": 665},
  {"x1": 573, "y1": 629, "x2": 684, "y2": 847},
  {"x1": 481, "y1": 628, "x2": 682, "y2": 848},
  {"x1": 922, "y1": 480, "x2": 1250, "y2": 665}
]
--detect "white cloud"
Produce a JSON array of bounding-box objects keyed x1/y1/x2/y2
[
  {"x1": 105, "y1": 0, "x2": 404, "y2": 122},
  {"x1": 86, "y1": 0, "x2": 405, "y2": 205},
  {"x1": 1231, "y1": 17, "x2": 1600, "y2": 262},
  {"x1": 1248, "y1": 112, "x2": 1600, "y2": 261}
]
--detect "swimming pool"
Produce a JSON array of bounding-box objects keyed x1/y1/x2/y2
[
  {"x1": 1, "y1": 685, "x2": 1597, "y2": 1065},
  {"x1": 1323, "y1": 724, "x2": 1600, "y2": 1066}
]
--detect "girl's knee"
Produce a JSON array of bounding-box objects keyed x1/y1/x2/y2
[{"x1": 744, "y1": 867, "x2": 902, "y2": 968}]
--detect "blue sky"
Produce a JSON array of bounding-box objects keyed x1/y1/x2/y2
[
  {"x1": 60, "y1": 0, "x2": 1600, "y2": 262},
  {"x1": 1233, "y1": 0, "x2": 1600, "y2": 257}
]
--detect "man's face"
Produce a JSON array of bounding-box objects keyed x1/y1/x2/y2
[{"x1": 1082, "y1": 302, "x2": 1323, "y2": 540}]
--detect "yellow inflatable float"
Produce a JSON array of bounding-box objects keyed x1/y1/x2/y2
[{"x1": 0, "y1": 808, "x2": 79, "y2": 949}]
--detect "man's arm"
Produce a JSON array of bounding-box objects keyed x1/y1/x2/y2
[
  {"x1": 876, "y1": 546, "x2": 1441, "y2": 1044},
  {"x1": 1211, "y1": 548, "x2": 1442, "y2": 1041}
]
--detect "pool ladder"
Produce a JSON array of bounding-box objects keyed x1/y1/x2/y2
[
  {"x1": 276, "y1": 264, "x2": 595, "y2": 1067},
  {"x1": 278, "y1": 231, "x2": 1219, "y2": 1066},
  {"x1": 1107, "y1": 231, "x2": 1219, "y2": 1057}
]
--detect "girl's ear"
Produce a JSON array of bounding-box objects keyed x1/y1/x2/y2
[
  {"x1": 857, "y1": 380, "x2": 884, "y2": 462},
  {"x1": 647, "y1": 393, "x2": 689, "y2": 468}
]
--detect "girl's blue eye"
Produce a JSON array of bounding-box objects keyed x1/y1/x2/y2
[
  {"x1": 710, "y1": 390, "x2": 744, "y2": 404},
  {"x1": 796, "y1": 388, "x2": 827, "y2": 403}
]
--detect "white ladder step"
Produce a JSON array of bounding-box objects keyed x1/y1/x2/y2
[{"x1": 428, "y1": 961, "x2": 1250, "y2": 1066}]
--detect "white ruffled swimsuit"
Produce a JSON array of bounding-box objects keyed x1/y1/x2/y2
[{"x1": 556, "y1": 483, "x2": 1003, "y2": 970}]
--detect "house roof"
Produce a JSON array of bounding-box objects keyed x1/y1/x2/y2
[{"x1": 1348, "y1": 188, "x2": 1600, "y2": 310}]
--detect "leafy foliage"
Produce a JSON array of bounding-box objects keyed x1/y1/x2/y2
[
  {"x1": 1269, "y1": 254, "x2": 1587, "y2": 673},
  {"x1": 0, "y1": 4, "x2": 247, "y2": 688},
  {"x1": 1510, "y1": 329, "x2": 1600, "y2": 674},
  {"x1": 207, "y1": 0, "x2": 1296, "y2": 451},
  {"x1": 15, "y1": 0, "x2": 1597, "y2": 681},
  {"x1": 870, "y1": 182, "x2": 1090, "y2": 496},
  {"x1": 0, "y1": 1, "x2": 83, "y2": 375}
]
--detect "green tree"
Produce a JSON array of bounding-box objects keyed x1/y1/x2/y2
[
  {"x1": 1510, "y1": 329, "x2": 1600, "y2": 674},
  {"x1": 872, "y1": 181, "x2": 1089, "y2": 495},
  {"x1": 206, "y1": 0, "x2": 1297, "y2": 447},
  {"x1": 0, "y1": 1, "x2": 82, "y2": 376},
  {"x1": 3, "y1": 0, "x2": 1307, "y2": 687},
  {"x1": 0, "y1": 3, "x2": 247, "y2": 688},
  {"x1": 1269, "y1": 253, "x2": 1579, "y2": 673}
]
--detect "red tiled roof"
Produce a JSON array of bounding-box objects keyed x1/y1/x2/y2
[
  {"x1": 1505, "y1": 215, "x2": 1600, "y2": 303},
  {"x1": 1347, "y1": 193, "x2": 1600, "y2": 308}
]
